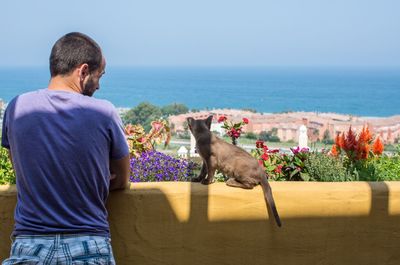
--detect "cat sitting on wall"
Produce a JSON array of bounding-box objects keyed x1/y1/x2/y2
[{"x1": 187, "y1": 115, "x2": 281, "y2": 227}]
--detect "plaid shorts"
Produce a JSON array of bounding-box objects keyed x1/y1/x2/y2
[{"x1": 2, "y1": 234, "x2": 115, "y2": 265}]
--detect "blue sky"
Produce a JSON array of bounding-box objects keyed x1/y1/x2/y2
[{"x1": 1, "y1": 0, "x2": 399, "y2": 67}]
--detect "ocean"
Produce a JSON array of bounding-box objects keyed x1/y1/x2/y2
[{"x1": 0, "y1": 66, "x2": 399, "y2": 117}]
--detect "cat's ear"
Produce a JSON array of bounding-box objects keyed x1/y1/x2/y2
[
  {"x1": 205, "y1": 115, "x2": 213, "y2": 129},
  {"x1": 186, "y1": 117, "x2": 194, "y2": 131}
]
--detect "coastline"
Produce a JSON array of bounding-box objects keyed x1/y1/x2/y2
[
  {"x1": 1, "y1": 99, "x2": 399, "y2": 144},
  {"x1": 2, "y1": 66, "x2": 400, "y2": 117}
]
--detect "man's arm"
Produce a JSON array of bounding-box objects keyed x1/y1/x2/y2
[{"x1": 109, "y1": 155, "x2": 130, "y2": 191}]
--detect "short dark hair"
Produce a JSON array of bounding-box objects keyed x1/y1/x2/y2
[{"x1": 49, "y1": 32, "x2": 102, "y2": 77}]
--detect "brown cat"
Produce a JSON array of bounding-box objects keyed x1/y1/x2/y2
[{"x1": 187, "y1": 115, "x2": 282, "y2": 227}]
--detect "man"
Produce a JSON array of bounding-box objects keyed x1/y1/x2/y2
[{"x1": 1, "y1": 32, "x2": 130, "y2": 264}]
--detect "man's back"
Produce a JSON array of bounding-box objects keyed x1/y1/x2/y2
[{"x1": 2, "y1": 89, "x2": 128, "y2": 237}]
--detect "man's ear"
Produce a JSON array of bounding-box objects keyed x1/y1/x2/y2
[
  {"x1": 205, "y1": 115, "x2": 213, "y2": 129},
  {"x1": 78, "y1": 63, "x2": 90, "y2": 81}
]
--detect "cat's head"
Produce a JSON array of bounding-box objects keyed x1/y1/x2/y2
[{"x1": 186, "y1": 115, "x2": 213, "y2": 137}]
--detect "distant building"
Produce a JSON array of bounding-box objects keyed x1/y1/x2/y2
[{"x1": 169, "y1": 109, "x2": 400, "y2": 144}]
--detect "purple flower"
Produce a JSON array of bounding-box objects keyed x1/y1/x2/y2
[{"x1": 129, "y1": 150, "x2": 199, "y2": 182}]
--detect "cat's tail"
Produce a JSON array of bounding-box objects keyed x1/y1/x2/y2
[{"x1": 260, "y1": 175, "x2": 282, "y2": 227}]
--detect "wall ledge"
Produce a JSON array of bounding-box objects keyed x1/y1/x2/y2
[{"x1": 1, "y1": 182, "x2": 400, "y2": 264}]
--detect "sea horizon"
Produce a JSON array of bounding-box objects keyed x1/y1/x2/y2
[{"x1": 1, "y1": 66, "x2": 399, "y2": 118}]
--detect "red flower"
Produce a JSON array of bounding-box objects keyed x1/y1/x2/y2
[
  {"x1": 258, "y1": 160, "x2": 264, "y2": 167},
  {"x1": 344, "y1": 127, "x2": 357, "y2": 152},
  {"x1": 261, "y1": 153, "x2": 269, "y2": 161},
  {"x1": 228, "y1": 128, "x2": 241, "y2": 139},
  {"x1": 274, "y1": 165, "x2": 283, "y2": 174},
  {"x1": 256, "y1": 140, "x2": 265, "y2": 148},
  {"x1": 372, "y1": 137, "x2": 384, "y2": 155},
  {"x1": 269, "y1": 149, "x2": 279, "y2": 153},
  {"x1": 218, "y1": 116, "x2": 227, "y2": 123},
  {"x1": 330, "y1": 144, "x2": 338, "y2": 157},
  {"x1": 263, "y1": 145, "x2": 269, "y2": 153},
  {"x1": 242, "y1": 118, "x2": 249, "y2": 124},
  {"x1": 335, "y1": 133, "x2": 345, "y2": 149}
]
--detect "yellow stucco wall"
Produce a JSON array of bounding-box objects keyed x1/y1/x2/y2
[{"x1": 1, "y1": 182, "x2": 400, "y2": 265}]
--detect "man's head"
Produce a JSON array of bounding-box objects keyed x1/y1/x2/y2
[{"x1": 49, "y1": 32, "x2": 105, "y2": 96}]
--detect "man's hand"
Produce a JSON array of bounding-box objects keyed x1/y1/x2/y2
[{"x1": 109, "y1": 155, "x2": 130, "y2": 191}]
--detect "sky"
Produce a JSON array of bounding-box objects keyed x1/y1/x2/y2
[{"x1": 0, "y1": 0, "x2": 399, "y2": 67}]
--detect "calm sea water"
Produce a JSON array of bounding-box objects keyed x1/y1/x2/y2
[{"x1": 0, "y1": 66, "x2": 399, "y2": 117}]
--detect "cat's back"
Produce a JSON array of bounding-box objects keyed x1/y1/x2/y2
[{"x1": 211, "y1": 135, "x2": 253, "y2": 158}]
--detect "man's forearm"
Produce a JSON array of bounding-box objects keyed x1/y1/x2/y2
[
  {"x1": 109, "y1": 175, "x2": 130, "y2": 191},
  {"x1": 109, "y1": 155, "x2": 130, "y2": 191}
]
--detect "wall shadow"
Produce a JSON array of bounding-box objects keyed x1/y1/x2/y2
[
  {"x1": 106, "y1": 181, "x2": 400, "y2": 265},
  {"x1": 0, "y1": 185, "x2": 17, "y2": 260}
]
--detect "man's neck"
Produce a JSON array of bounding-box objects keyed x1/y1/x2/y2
[{"x1": 48, "y1": 75, "x2": 82, "y2": 94}]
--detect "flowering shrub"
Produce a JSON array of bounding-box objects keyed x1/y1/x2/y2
[
  {"x1": 252, "y1": 140, "x2": 309, "y2": 181},
  {"x1": 330, "y1": 126, "x2": 385, "y2": 180},
  {"x1": 130, "y1": 150, "x2": 198, "y2": 182},
  {"x1": 218, "y1": 115, "x2": 249, "y2": 145},
  {"x1": 331, "y1": 126, "x2": 383, "y2": 161},
  {"x1": 125, "y1": 119, "x2": 171, "y2": 157}
]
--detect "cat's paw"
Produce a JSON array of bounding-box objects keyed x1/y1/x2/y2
[
  {"x1": 191, "y1": 177, "x2": 202, "y2": 182},
  {"x1": 201, "y1": 178, "x2": 213, "y2": 185}
]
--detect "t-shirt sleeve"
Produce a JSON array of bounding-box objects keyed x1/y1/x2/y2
[
  {"x1": 1, "y1": 106, "x2": 10, "y2": 149},
  {"x1": 108, "y1": 108, "x2": 129, "y2": 160}
]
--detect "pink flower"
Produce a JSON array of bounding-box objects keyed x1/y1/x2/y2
[
  {"x1": 300, "y1": 147, "x2": 309, "y2": 153},
  {"x1": 291, "y1": 146, "x2": 300, "y2": 155},
  {"x1": 151, "y1": 121, "x2": 163, "y2": 131},
  {"x1": 218, "y1": 116, "x2": 227, "y2": 123},
  {"x1": 242, "y1": 118, "x2": 249, "y2": 124}
]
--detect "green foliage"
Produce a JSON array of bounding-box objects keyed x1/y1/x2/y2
[
  {"x1": 258, "y1": 129, "x2": 280, "y2": 142},
  {"x1": 349, "y1": 160, "x2": 377, "y2": 181},
  {"x1": 123, "y1": 102, "x2": 189, "y2": 132},
  {"x1": 322, "y1": 129, "x2": 334, "y2": 145},
  {"x1": 244, "y1": 132, "x2": 258, "y2": 140},
  {"x1": 304, "y1": 152, "x2": 353, "y2": 182},
  {"x1": 161, "y1": 103, "x2": 189, "y2": 116},
  {"x1": 123, "y1": 102, "x2": 162, "y2": 131},
  {"x1": 355, "y1": 146, "x2": 400, "y2": 181},
  {"x1": 373, "y1": 154, "x2": 400, "y2": 181},
  {"x1": 0, "y1": 147, "x2": 15, "y2": 185},
  {"x1": 213, "y1": 170, "x2": 227, "y2": 182}
]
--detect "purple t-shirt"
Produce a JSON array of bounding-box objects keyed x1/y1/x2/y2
[{"x1": 1, "y1": 89, "x2": 129, "y2": 237}]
